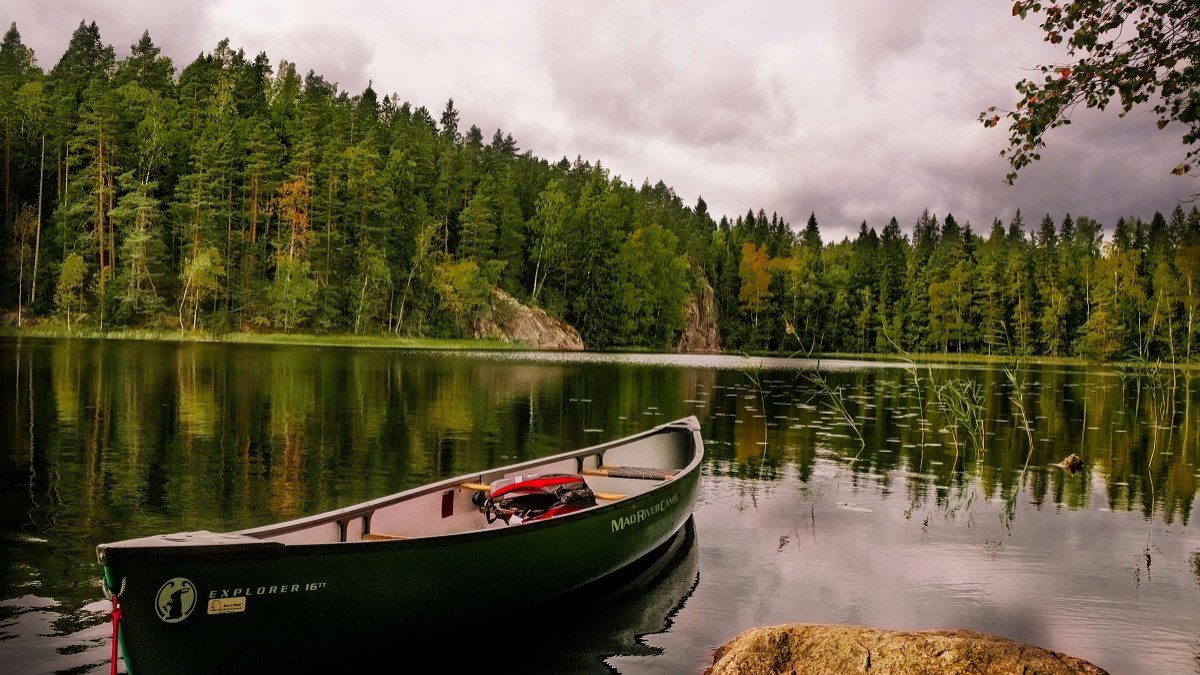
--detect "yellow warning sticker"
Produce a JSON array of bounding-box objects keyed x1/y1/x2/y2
[{"x1": 207, "y1": 597, "x2": 246, "y2": 615}]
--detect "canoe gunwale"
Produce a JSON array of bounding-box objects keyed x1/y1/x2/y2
[{"x1": 244, "y1": 415, "x2": 700, "y2": 540}]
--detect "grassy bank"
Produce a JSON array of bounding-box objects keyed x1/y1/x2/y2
[{"x1": 0, "y1": 322, "x2": 525, "y2": 352}]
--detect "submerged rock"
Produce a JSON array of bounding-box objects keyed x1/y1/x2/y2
[
  {"x1": 706, "y1": 624, "x2": 1109, "y2": 675},
  {"x1": 1057, "y1": 453, "x2": 1084, "y2": 473}
]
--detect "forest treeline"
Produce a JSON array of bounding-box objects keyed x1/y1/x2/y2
[{"x1": 2, "y1": 21, "x2": 1199, "y2": 361}]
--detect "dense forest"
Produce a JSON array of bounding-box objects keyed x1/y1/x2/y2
[{"x1": 2, "y1": 21, "x2": 1199, "y2": 361}]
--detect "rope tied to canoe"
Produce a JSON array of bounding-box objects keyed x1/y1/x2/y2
[{"x1": 101, "y1": 577, "x2": 126, "y2": 675}]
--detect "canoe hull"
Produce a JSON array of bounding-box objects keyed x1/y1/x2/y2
[{"x1": 99, "y1": 418, "x2": 702, "y2": 674}]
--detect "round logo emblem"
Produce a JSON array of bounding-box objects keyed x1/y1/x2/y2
[{"x1": 155, "y1": 577, "x2": 197, "y2": 623}]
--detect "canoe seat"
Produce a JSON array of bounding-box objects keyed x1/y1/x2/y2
[
  {"x1": 582, "y1": 466, "x2": 680, "y2": 481},
  {"x1": 362, "y1": 532, "x2": 410, "y2": 541},
  {"x1": 594, "y1": 492, "x2": 626, "y2": 500}
]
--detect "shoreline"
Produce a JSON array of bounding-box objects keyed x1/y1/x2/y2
[{"x1": 3, "y1": 325, "x2": 1199, "y2": 370}]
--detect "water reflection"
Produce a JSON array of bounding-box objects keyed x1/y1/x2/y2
[
  {"x1": 1, "y1": 338, "x2": 1199, "y2": 674},
  {"x1": 451, "y1": 517, "x2": 701, "y2": 674}
]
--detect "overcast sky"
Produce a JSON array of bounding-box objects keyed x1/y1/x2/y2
[{"x1": 10, "y1": 1, "x2": 1198, "y2": 242}]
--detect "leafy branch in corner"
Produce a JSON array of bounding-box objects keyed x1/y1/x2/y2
[{"x1": 982, "y1": 1, "x2": 1200, "y2": 184}]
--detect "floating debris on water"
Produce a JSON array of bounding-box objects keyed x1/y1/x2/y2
[{"x1": 1056, "y1": 453, "x2": 1083, "y2": 473}]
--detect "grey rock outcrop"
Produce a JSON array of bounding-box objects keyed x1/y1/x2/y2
[
  {"x1": 674, "y1": 276, "x2": 721, "y2": 354},
  {"x1": 473, "y1": 288, "x2": 584, "y2": 350}
]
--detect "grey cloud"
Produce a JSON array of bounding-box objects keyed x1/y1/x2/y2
[
  {"x1": 267, "y1": 25, "x2": 374, "y2": 95},
  {"x1": 833, "y1": 4, "x2": 936, "y2": 69},
  {"x1": 761, "y1": 96, "x2": 1196, "y2": 245},
  {"x1": 536, "y1": 3, "x2": 793, "y2": 152},
  {"x1": 14, "y1": 1, "x2": 373, "y2": 98},
  {"x1": 19, "y1": 0, "x2": 212, "y2": 67},
  {"x1": 948, "y1": 109, "x2": 1197, "y2": 232}
]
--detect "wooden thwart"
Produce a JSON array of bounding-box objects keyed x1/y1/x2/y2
[
  {"x1": 362, "y1": 532, "x2": 409, "y2": 541},
  {"x1": 582, "y1": 465, "x2": 679, "y2": 481}
]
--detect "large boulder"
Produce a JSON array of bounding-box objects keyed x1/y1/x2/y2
[
  {"x1": 473, "y1": 288, "x2": 584, "y2": 350},
  {"x1": 706, "y1": 624, "x2": 1109, "y2": 675}
]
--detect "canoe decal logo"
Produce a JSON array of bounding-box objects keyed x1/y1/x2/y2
[
  {"x1": 611, "y1": 494, "x2": 679, "y2": 532},
  {"x1": 155, "y1": 577, "x2": 197, "y2": 623}
]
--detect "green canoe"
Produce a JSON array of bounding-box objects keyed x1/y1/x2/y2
[{"x1": 96, "y1": 416, "x2": 704, "y2": 674}]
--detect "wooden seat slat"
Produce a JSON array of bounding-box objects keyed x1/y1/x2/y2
[{"x1": 582, "y1": 465, "x2": 679, "y2": 481}]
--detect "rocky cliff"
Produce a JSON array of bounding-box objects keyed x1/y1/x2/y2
[
  {"x1": 674, "y1": 276, "x2": 721, "y2": 354},
  {"x1": 473, "y1": 288, "x2": 585, "y2": 350}
]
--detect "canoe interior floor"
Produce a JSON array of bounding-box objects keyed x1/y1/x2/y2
[{"x1": 355, "y1": 465, "x2": 681, "y2": 542}]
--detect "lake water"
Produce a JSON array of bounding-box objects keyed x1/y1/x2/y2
[{"x1": 0, "y1": 338, "x2": 1198, "y2": 674}]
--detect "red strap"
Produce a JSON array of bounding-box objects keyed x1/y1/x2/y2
[
  {"x1": 110, "y1": 594, "x2": 122, "y2": 675},
  {"x1": 490, "y1": 474, "x2": 583, "y2": 498}
]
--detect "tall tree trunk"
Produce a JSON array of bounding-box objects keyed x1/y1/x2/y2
[
  {"x1": 179, "y1": 272, "x2": 192, "y2": 331},
  {"x1": 355, "y1": 275, "x2": 369, "y2": 334},
  {"x1": 531, "y1": 235, "x2": 545, "y2": 303},
  {"x1": 96, "y1": 128, "x2": 106, "y2": 330},
  {"x1": 250, "y1": 173, "x2": 259, "y2": 243},
  {"x1": 225, "y1": 185, "x2": 233, "y2": 314},
  {"x1": 4, "y1": 117, "x2": 10, "y2": 228},
  {"x1": 32, "y1": 133, "x2": 44, "y2": 305},
  {"x1": 16, "y1": 246, "x2": 23, "y2": 326}
]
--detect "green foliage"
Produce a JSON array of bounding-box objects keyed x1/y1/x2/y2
[
  {"x1": 268, "y1": 257, "x2": 317, "y2": 332},
  {"x1": 529, "y1": 178, "x2": 568, "y2": 304},
  {"x1": 11, "y1": 205, "x2": 36, "y2": 321},
  {"x1": 615, "y1": 223, "x2": 689, "y2": 347},
  {"x1": 55, "y1": 251, "x2": 86, "y2": 331},
  {"x1": 353, "y1": 243, "x2": 392, "y2": 334},
  {"x1": 432, "y1": 258, "x2": 491, "y2": 334},
  {"x1": 110, "y1": 175, "x2": 166, "y2": 322},
  {"x1": 178, "y1": 246, "x2": 224, "y2": 330},
  {"x1": 459, "y1": 174, "x2": 497, "y2": 262}
]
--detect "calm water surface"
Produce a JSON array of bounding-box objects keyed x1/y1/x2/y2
[{"x1": 1, "y1": 338, "x2": 1198, "y2": 674}]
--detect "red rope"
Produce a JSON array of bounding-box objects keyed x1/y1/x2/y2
[{"x1": 110, "y1": 593, "x2": 122, "y2": 675}]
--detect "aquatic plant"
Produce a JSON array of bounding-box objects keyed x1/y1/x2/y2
[
  {"x1": 739, "y1": 351, "x2": 771, "y2": 467},
  {"x1": 932, "y1": 376, "x2": 987, "y2": 468},
  {"x1": 786, "y1": 322, "x2": 866, "y2": 454},
  {"x1": 805, "y1": 367, "x2": 866, "y2": 453}
]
